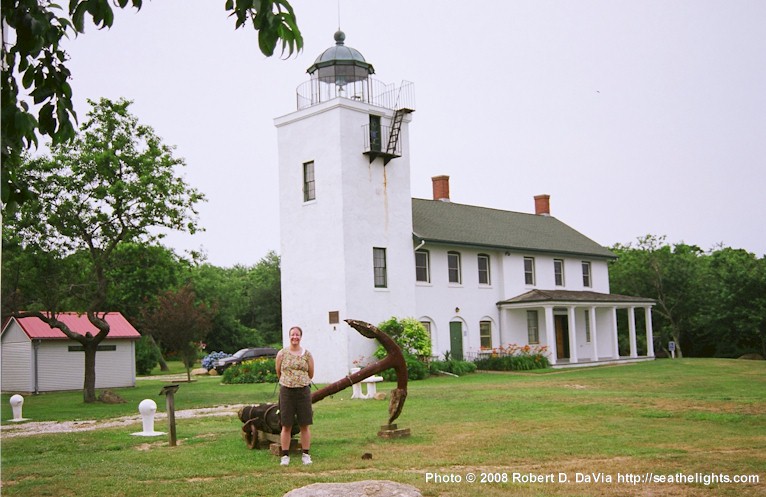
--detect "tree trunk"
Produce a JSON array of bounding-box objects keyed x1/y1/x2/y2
[
  {"x1": 83, "y1": 340, "x2": 98, "y2": 403},
  {"x1": 671, "y1": 329, "x2": 683, "y2": 358},
  {"x1": 159, "y1": 354, "x2": 170, "y2": 372},
  {"x1": 146, "y1": 335, "x2": 169, "y2": 371}
]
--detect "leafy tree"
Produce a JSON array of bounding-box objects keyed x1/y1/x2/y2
[
  {"x1": 1, "y1": 238, "x2": 84, "y2": 316},
  {"x1": 610, "y1": 236, "x2": 766, "y2": 359},
  {"x1": 610, "y1": 235, "x2": 707, "y2": 358},
  {"x1": 2, "y1": 0, "x2": 302, "y2": 210},
  {"x1": 190, "y1": 264, "x2": 263, "y2": 353},
  {"x1": 139, "y1": 284, "x2": 214, "y2": 382},
  {"x1": 243, "y1": 251, "x2": 282, "y2": 344},
  {"x1": 105, "y1": 242, "x2": 192, "y2": 371},
  {"x1": 135, "y1": 334, "x2": 162, "y2": 375},
  {"x1": 703, "y1": 248, "x2": 766, "y2": 357},
  {"x1": 4, "y1": 97, "x2": 204, "y2": 402},
  {"x1": 104, "y1": 243, "x2": 190, "y2": 323}
]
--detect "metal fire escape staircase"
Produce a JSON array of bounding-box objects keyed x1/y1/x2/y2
[{"x1": 364, "y1": 82, "x2": 414, "y2": 165}]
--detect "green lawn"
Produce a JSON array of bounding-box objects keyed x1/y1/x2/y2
[{"x1": 1, "y1": 359, "x2": 764, "y2": 497}]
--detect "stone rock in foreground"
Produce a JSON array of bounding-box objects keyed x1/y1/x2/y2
[{"x1": 283, "y1": 480, "x2": 422, "y2": 497}]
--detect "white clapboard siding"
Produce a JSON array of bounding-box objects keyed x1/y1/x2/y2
[
  {"x1": 35, "y1": 340, "x2": 137, "y2": 392},
  {"x1": 0, "y1": 322, "x2": 34, "y2": 392}
]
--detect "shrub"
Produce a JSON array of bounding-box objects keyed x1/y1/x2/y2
[
  {"x1": 221, "y1": 358, "x2": 277, "y2": 384},
  {"x1": 135, "y1": 335, "x2": 161, "y2": 375},
  {"x1": 379, "y1": 352, "x2": 429, "y2": 381},
  {"x1": 429, "y1": 359, "x2": 477, "y2": 376},
  {"x1": 377, "y1": 316, "x2": 432, "y2": 357},
  {"x1": 201, "y1": 351, "x2": 230, "y2": 371}
]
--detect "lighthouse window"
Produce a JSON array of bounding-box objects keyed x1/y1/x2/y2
[
  {"x1": 303, "y1": 161, "x2": 315, "y2": 202},
  {"x1": 373, "y1": 247, "x2": 387, "y2": 288},
  {"x1": 369, "y1": 115, "x2": 382, "y2": 152}
]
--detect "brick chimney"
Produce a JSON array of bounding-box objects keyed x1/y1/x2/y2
[
  {"x1": 432, "y1": 175, "x2": 450, "y2": 202},
  {"x1": 534, "y1": 194, "x2": 550, "y2": 215}
]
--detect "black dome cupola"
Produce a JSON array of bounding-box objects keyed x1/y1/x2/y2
[{"x1": 307, "y1": 30, "x2": 375, "y2": 85}]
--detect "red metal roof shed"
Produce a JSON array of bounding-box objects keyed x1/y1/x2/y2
[{"x1": 10, "y1": 313, "x2": 141, "y2": 340}]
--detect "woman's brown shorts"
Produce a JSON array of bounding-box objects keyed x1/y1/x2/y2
[{"x1": 279, "y1": 385, "x2": 313, "y2": 427}]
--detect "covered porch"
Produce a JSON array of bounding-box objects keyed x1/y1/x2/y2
[{"x1": 497, "y1": 290, "x2": 656, "y2": 367}]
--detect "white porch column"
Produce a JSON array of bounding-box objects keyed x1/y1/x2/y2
[
  {"x1": 568, "y1": 305, "x2": 578, "y2": 363},
  {"x1": 645, "y1": 306, "x2": 655, "y2": 357},
  {"x1": 628, "y1": 306, "x2": 638, "y2": 358},
  {"x1": 611, "y1": 306, "x2": 620, "y2": 359},
  {"x1": 544, "y1": 305, "x2": 556, "y2": 366},
  {"x1": 590, "y1": 306, "x2": 599, "y2": 361},
  {"x1": 497, "y1": 308, "x2": 506, "y2": 347}
]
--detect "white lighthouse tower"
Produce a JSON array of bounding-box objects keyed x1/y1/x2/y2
[{"x1": 275, "y1": 31, "x2": 416, "y2": 383}]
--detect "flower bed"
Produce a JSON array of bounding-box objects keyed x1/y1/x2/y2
[{"x1": 473, "y1": 344, "x2": 550, "y2": 371}]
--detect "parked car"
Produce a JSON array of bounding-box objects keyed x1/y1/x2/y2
[{"x1": 215, "y1": 347, "x2": 278, "y2": 374}]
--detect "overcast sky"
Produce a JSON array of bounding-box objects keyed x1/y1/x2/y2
[{"x1": 58, "y1": 0, "x2": 766, "y2": 267}]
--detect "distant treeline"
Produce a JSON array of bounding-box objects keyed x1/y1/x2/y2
[
  {"x1": 5, "y1": 234, "x2": 764, "y2": 361},
  {"x1": 2, "y1": 242, "x2": 282, "y2": 355}
]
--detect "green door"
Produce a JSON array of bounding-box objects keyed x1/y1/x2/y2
[{"x1": 449, "y1": 322, "x2": 463, "y2": 361}]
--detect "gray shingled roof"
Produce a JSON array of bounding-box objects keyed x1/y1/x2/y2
[
  {"x1": 412, "y1": 199, "x2": 616, "y2": 259},
  {"x1": 498, "y1": 289, "x2": 655, "y2": 306}
]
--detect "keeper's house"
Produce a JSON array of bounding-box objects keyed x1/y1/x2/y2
[{"x1": 1, "y1": 313, "x2": 140, "y2": 394}]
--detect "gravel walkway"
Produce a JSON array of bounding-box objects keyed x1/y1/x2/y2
[{"x1": 1, "y1": 404, "x2": 246, "y2": 438}]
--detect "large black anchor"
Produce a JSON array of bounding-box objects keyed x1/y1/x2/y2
[{"x1": 238, "y1": 319, "x2": 408, "y2": 449}]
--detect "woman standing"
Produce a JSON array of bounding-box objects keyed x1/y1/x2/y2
[{"x1": 275, "y1": 326, "x2": 315, "y2": 466}]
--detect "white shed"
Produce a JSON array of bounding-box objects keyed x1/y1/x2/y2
[{"x1": 1, "y1": 313, "x2": 141, "y2": 394}]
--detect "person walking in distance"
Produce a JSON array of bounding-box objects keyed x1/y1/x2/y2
[{"x1": 275, "y1": 326, "x2": 315, "y2": 466}]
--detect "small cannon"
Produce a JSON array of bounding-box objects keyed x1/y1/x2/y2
[{"x1": 238, "y1": 319, "x2": 408, "y2": 449}]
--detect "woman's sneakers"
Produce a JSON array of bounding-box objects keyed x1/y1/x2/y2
[{"x1": 280, "y1": 452, "x2": 312, "y2": 465}]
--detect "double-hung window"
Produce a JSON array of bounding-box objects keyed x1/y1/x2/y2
[
  {"x1": 478, "y1": 254, "x2": 491, "y2": 285},
  {"x1": 480, "y1": 320, "x2": 492, "y2": 349},
  {"x1": 524, "y1": 257, "x2": 535, "y2": 285},
  {"x1": 415, "y1": 250, "x2": 430, "y2": 283},
  {"x1": 373, "y1": 247, "x2": 387, "y2": 288},
  {"x1": 527, "y1": 310, "x2": 539, "y2": 344},
  {"x1": 554, "y1": 259, "x2": 565, "y2": 286},
  {"x1": 448, "y1": 251, "x2": 462, "y2": 284},
  {"x1": 582, "y1": 261, "x2": 592, "y2": 288},
  {"x1": 303, "y1": 161, "x2": 315, "y2": 202}
]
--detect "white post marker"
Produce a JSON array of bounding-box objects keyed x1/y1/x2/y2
[
  {"x1": 131, "y1": 399, "x2": 165, "y2": 436},
  {"x1": 669, "y1": 341, "x2": 676, "y2": 359},
  {"x1": 9, "y1": 394, "x2": 29, "y2": 422}
]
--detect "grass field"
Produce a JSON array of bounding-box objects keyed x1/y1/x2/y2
[{"x1": 1, "y1": 358, "x2": 764, "y2": 496}]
